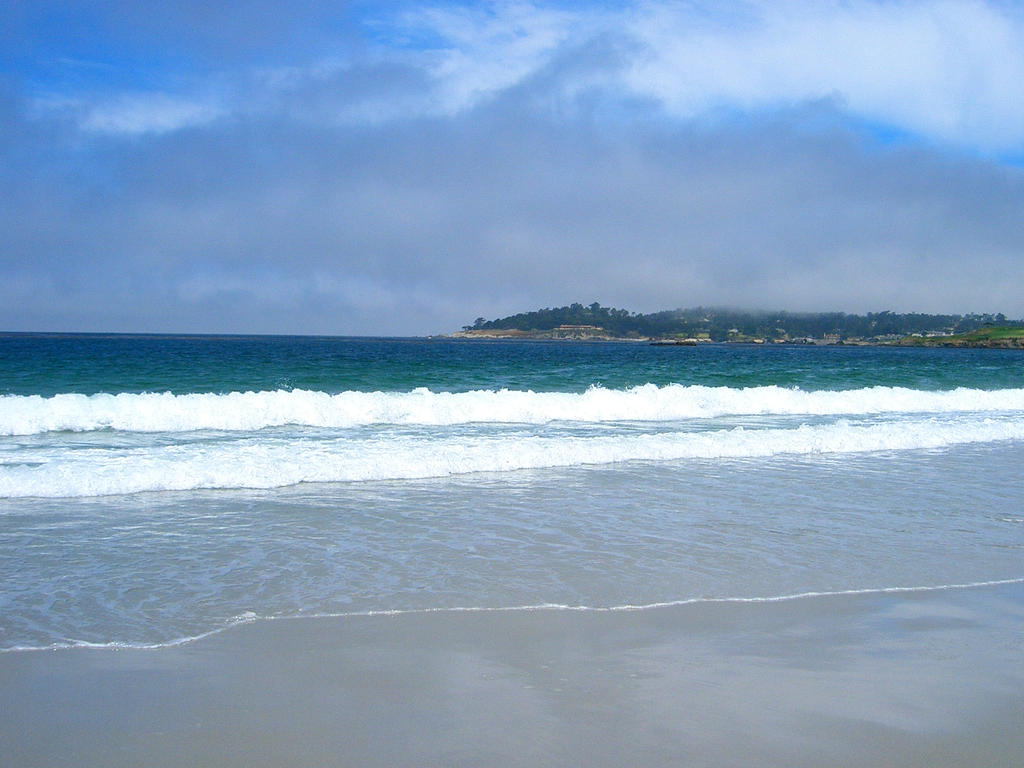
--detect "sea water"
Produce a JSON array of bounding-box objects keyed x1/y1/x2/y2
[{"x1": 1, "y1": 335, "x2": 1022, "y2": 650}]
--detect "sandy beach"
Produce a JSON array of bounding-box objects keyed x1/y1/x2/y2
[{"x1": 3, "y1": 580, "x2": 1022, "y2": 767}]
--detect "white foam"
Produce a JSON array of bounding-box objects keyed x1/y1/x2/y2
[
  {"x1": 2, "y1": 611, "x2": 262, "y2": 653},
  {"x1": 2, "y1": 413, "x2": 1023, "y2": 497},
  {"x1": 8, "y1": 578, "x2": 1021, "y2": 654},
  {"x1": 2, "y1": 384, "x2": 1024, "y2": 436}
]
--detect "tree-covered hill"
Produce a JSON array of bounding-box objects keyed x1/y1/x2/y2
[{"x1": 462, "y1": 303, "x2": 1018, "y2": 342}]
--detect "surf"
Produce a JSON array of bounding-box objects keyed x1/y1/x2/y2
[
  {"x1": 3, "y1": 411, "x2": 1023, "y2": 497},
  {"x1": 3, "y1": 383, "x2": 1024, "y2": 436}
]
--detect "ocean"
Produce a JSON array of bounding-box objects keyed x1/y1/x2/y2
[{"x1": 2, "y1": 333, "x2": 1022, "y2": 653}]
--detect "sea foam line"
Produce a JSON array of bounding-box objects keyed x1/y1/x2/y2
[
  {"x1": 8, "y1": 578, "x2": 1022, "y2": 654},
  {"x1": 3, "y1": 384, "x2": 1024, "y2": 435},
  {"x1": 3, "y1": 414, "x2": 1023, "y2": 498},
  {"x1": 342, "y1": 577, "x2": 1024, "y2": 615}
]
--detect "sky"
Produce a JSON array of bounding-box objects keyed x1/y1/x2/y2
[{"x1": 2, "y1": 0, "x2": 1023, "y2": 335}]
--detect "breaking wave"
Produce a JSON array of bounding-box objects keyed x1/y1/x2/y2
[
  {"x1": 2, "y1": 413, "x2": 1023, "y2": 497},
  {"x1": 3, "y1": 384, "x2": 1024, "y2": 435}
]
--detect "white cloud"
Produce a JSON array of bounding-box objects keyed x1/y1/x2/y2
[
  {"x1": 380, "y1": 0, "x2": 1024, "y2": 151},
  {"x1": 621, "y1": 0, "x2": 1024, "y2": 150},
  {"x1": 80, "y1": 92, "x2": 224, "y2": 135},
  {"x1": 398, "y1": 2, "x2": 585, "y2": 112},
  {"x1": 30, "y1": 1, "x2": 1024, "y2": 151},
  {"x1": 33, "y1": 91, "x2": 225, "y2": 136}
]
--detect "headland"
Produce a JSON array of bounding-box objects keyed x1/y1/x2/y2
[{"x1": 452, "y1": 304, "x2": 1024, "y2": 347}]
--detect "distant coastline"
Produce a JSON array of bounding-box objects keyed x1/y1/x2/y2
[
  {"x1": 894, "y1": 326, "x2": 1024, "y2": 349},
  {"x1": 451, "y1": 304, "x2": 1024, "y2": 348},
  {"x1": 450, "y1": 326, "x2": 1024, "y2": 348}
]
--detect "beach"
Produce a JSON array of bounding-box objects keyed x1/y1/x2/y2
[
  {"x1": 2, "y1": 336, "x2": 1022, "y2": 766},
  {"x1": 4, "y1": 581, "x2": 1023, "y2": 767},
  {"x1": 9, "y1": 0, "x2": 1024, "y2": 762}
]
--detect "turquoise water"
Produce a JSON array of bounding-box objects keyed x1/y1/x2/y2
[
  {"x1": 1, "y1": 335, "x2": 1022, "y2": 650},
  {"x1": 3, "y1": 334, "x2": 1022, "y2": 395}
]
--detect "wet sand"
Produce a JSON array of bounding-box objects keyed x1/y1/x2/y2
[{"x1": 2, "y1": 582, "x2": 1022, "y2": 767}]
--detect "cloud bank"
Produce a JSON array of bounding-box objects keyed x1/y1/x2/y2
[{"x1": 2, "y1": 0, "x2": 1022, "y2": 334}]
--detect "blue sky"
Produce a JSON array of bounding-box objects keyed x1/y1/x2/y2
[{"x1": 3, "y1": 0, "x2": 1023, "y2": 334}]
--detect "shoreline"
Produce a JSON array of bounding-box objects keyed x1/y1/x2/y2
[
  {"x1": 447, "y1": 330, "x2": 1024, "y2": 348},
  {"x1": 3, "y1": 329, "x2": 1020, "y2": 348},
  {"x1": 8, "y1": 576, "x2": 1022, "y2": 655},
  {"x1": 4, "y1": 581, "x2": 1022, "y2": 767}
]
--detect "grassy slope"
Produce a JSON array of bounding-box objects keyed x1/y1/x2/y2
[{"x1": 900, "y1": 326, "x2": 1024, "y2": 347}]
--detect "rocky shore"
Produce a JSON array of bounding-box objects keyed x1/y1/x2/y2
[{"x1": 452, "y1": 325, "x2": 1019, "y2": 348}]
